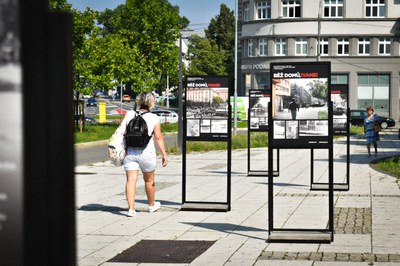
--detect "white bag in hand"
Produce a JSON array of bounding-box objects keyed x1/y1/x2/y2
[{"x1": 108, "y1": 132, "x2": 126, "y2": 166}]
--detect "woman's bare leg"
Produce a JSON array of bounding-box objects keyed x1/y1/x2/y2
[
  {"x1": 143, "y1": 171, "x2": 155, "y2": 206},
  {"x1": 367, "y1": 144, "x2": 371, "y2": 156},
  {"x1": 125, "y1": 170, "x2": 139, "y2": 210}
]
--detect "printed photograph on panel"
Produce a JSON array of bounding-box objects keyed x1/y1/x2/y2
[
  {"x1": 187, "y1": 119, "x2": 200, "y2": 137},
  {"x1": 286, "y1": 120, "x2": 298, "y2": 139},
  {"x1": 299, "y1": 120, "x2": 328, "y2": 136},
  {"x1": 273, "y1": 120, "x2": 285, "y2": 139},
  {"x1": 249, "y1": 96, "x2": 269, "y2": 127},
  {"x1": 211, "y1": 119, "x2": 228, "y2": 133},
  {"x1": 250, "y1": 117, "x2": 259, "y2": 129},
  {"x1": 331, "y1": 87, "x2": 348, "y2": 131},
  {"x1": 272, "y1": 78, "x2": 328, "y2": 120},
  {"x1": 333, "y1": 118, "x2": 347, "y2": 131},
  {"x1": 186, "y1": 86, "x2": 229, "y2": 119}
]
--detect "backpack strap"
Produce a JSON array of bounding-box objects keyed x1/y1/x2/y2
[{"x1": 138, "y1": 110, "x2": 154, "y2": 137}]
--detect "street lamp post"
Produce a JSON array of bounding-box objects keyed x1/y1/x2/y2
[
  {"x1": 233, "y1": 0, "x2": 238, "y2": 134},
  {"x1": 178, "y1": 35, "x2": 183, "y2": 153}
]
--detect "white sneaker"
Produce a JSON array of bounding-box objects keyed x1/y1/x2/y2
[
  {"x1": 121, "y1": 209, "x2": 137, "y2": 217},
  {"x1": 148, "y1": 201, "x2": 161, "y2": 213}
]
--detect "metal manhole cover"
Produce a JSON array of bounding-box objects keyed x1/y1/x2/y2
[{"x1": 108, "y1": 240, "x2": 215, "y2": 263}]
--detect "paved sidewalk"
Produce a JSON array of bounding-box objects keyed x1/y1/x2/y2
[{"x1": 75, "y1": 128, "x2": 400, "y2": 265}]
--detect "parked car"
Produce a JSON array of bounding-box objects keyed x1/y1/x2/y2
[
  {"x1": 349, "y1": 109, "x2": 396, "y2": 129},
  {"x1": 151, "y1": 110, "x2": 178, "y2": 123},
  {"x1": 83, "y1": 116, "x2": 96, "y2": 123},
  {"x1": 86, "y1": 98, "x2": 97, "y2": 107},
  {"x1": 122, "y1": 94, "x2": 131, "y2": 102}
]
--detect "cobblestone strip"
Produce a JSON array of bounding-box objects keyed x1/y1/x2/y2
[
  {"x1": 258, "y1": 251, "x2": 400, "y2": 263},
  {"x1": 334, "y1": 207, "x2": 371, "y2": 234}
]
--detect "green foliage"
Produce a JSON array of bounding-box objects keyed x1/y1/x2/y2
[
  {"x1": 205, "y1": 4, "x2": 235, "y2": 79},
  {"x1": 49, "y1": 0, "x2": 99, "y2": 95},
  {"x1": 49, "y1": 0, "x2": 72, "y2": 11},
  {"x1": 161, "y1": 123, "x2": 179, "y2": 133},
  {"x1": 51, "y1": 0, "x2": 185, "y2": 97},
  {"x1": 187, "y1": 4, "x2": 235, "y2": 78},
  {"x1": 187, "y1": 35, "x2": 227, "y2": 75}
]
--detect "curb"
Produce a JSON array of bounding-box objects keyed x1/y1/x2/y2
[{"x1": 74, "y1": 140, "x2": 109, "y2": 149}]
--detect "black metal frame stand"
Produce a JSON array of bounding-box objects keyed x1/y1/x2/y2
[
  {"x1": 181, "y1": 78, "x2": 232, "y2": 212},
  {"x1": 311, "y1": 108, "x2": 350, "y2": 191}
]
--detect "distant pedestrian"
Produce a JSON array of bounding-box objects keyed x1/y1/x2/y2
[
  {"x1": 112, "y1": 92, "x2": 168, "y2": 217},
  {"x1": 364, "y1": 106, "x2": 381, "y2": 157},
  {"x1": 288, "y1": 98, "x2": 300, "y2": 119}
]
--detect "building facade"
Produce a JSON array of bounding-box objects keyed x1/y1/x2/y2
[{"x1": 238, "y1": 0, "x2": 400, "y2": 119}]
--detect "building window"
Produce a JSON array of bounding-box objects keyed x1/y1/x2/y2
[
  {"x1": 282, "y1": 0, "x2": 301, "y2": 18},
  {"x1": 295, "y1": 37, "x2": 308, "y2": 55},
  {"x1": 319, "y1": 38, "x2": 329, "y2": 56},
  {"x1": 379, "y1": 37, "x2": 390, "y2": 55},
  {"x1": 337, "y1": 38, "x2": 349, "y2": 55},
  {"x1": 257, "y1": 1, "x2": 271, "y2": 19},
  {"x1": 358, "y1": 38, "x2": 370, "y2": 55},
  {"x1": 256, "y1": 73, "x2": 270, "y2": 90},
  {"x1": 248, "y1": 39, "x2": 254, "y2": 57},
  {"x1": 365, "y1": 0, "x2": 385, "y2": 17},
  {"x1": 243, "y1": 2, "x2": 250, "y2": 21},
  {"x1": 331, "y1": 74, "x2": 348, "y2": 85},
  {"x1": 276, "y1": 38, "x2": 286, "y2": 56},
  {"x1": 357, "y1": 74, "x2": 390, "y2": 117},
  {"x1": 259, "y1": 38, "x2": 268, "y2": 56},
  {"x1": 324, "y1": 0, "x2": 343, "y2": 18}
]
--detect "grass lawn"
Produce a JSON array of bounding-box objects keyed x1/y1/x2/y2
[
  {"x1": 74, "y1": 122, "x2": 368, "y2": 155},
  {"x1": 373, "y1": 156, "x2": 400, "y2": 178}
]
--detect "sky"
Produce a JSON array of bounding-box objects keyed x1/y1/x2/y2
[{"x1": 68, "y1": 0, "x2": 235, "y2": 31}]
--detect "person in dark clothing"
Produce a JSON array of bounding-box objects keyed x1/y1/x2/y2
[{"x1": 288, "y1": 98, "x2": 300, "y2": 119}]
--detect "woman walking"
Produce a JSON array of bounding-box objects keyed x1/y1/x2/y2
[
  {"x1": 113, "y1": 92, "x2": 168, "y2": 216},
  {"x1": 364, "y1": 106, "x2": 381, "y2": 157}
]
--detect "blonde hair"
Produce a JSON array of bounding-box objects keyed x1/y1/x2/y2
[
  {"x1": 137, "y1": 92, "x2": 155, "y2": 110},
  {"x1": 366, "y1": 106, "x2": 374, "y2": 112}
]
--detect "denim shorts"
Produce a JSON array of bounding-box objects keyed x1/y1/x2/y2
[{"x1": 123, "y1": 148, "x2": 156, "y2": 173}]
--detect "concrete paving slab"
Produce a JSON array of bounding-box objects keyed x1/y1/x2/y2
[{"x1": 75, "y1": 128, "x2": 400, "y2": 265}]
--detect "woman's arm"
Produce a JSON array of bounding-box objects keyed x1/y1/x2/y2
[
  {"x1": 153, "y1": 123, "x2": 168, "y2": 167},
  {"x1": 374, "y1": 113, "x2": 382, "y2": 122}
]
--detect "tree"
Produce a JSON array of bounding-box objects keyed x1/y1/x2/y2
[
  {"x1": 187, "y1": 35, "x2": 226, "y2": 76},
  {"x1": 205, "y1": 4, "x2": 235, "y2": 78},
  {"x1": 49, "y1": 0, "x2": 98, "y2": 96},
  {"x1": 187, "y1": 4, "x2": 235, "y2": 79},
  {"x1": 50, "y1": 0, "x2": 185, "y2": 96},
  {"x1": 96, "y1": 0, "x2": 183, "y2": 94}
]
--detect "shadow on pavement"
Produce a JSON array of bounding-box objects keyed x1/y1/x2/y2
[
  {"x1": 77, "y1": 204, "x2": 126, "y2": 216},
  {"x1": 182, "y1": 222, "x2": 267, "y2": 241},
  {"x1": 254, "y1": 182, "x2": 308, "y2": 187}
]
